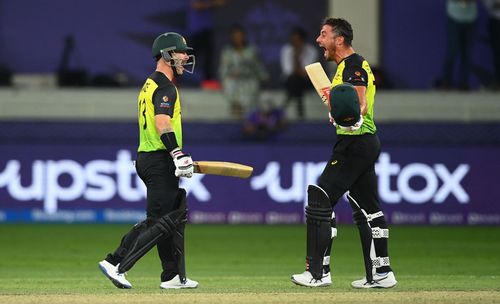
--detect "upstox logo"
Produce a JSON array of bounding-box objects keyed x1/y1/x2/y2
[
  {"x1": 0, "y1": 150, "x2": 210, "y2": 214},
  {"x1": 0, "y1": 150, "x2": 146, "y2": 214},
  {"x1": 375, "y1": 153, "x2": 469, "y2": 204},
  {"x1": 0, "y1": 151, "x2": 470, "y2": 214},
  {"x1": 250, "y1": 152, "x2": 470, "y2": 204}
]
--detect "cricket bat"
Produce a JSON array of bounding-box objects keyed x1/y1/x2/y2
[
  {"x1": 305, "y1": 62, "x2": 331, "y2": 107},
  {"x1": 193, "y1": 161, "x2": 253, "y2": 179}
]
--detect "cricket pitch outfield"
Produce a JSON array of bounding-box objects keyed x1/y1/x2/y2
[{"x1": 0, "y1": 224, "x2": 498, "y2": 304}]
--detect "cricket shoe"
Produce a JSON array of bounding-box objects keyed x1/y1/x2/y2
[
  {"x1": 160, "y1": 275, "x2": 199, "y2": 289},
  {"x1": 291, "y1": 271, "x2": 331, "y2": 287},
  {"x1": 98, "y1": 260, "x2": 132, "y2": 289},
  {"x1": 351, "y1": 271, "x2": 397, "y2": 289}
]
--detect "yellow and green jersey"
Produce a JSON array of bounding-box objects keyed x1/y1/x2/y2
[
  {"x1": 137, "y1": 72, "x2": 182, "y2": 152},
  {"x1": 331, "y1": 53, "x2": 376, "y2": 135}
]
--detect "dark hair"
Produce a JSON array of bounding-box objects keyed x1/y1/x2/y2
[
  {"x1": 322, "y1": 17, "x2": 353, "y2": 46},
  {"x1": 230, "y1": 24, "x2": 248, "y2": 48},
  {"x1": 290, "y1": 26, "x2": 307, "y2": 41}
]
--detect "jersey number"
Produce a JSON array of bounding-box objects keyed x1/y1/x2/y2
[{"x1": 140, "y1": 99, "x2": 147, "y2": 130}]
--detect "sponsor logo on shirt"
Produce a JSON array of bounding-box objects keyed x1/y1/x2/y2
[{"x1": 160, "y1": 96, "x2": 171, "y2": 108}]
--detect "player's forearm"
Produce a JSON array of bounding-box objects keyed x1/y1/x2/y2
[
  {"x1": 155, "y1": 118, "x2": 173, "y2": 136},
  {"x1": 155, "y1": 115, "x2": 178, "y2": 154},
  {"x1": 160, "y1": 132, "x2": 180, "y2": 156},
  {"x1": 157, "y1": 125, "x2": 173, "y2": 135},
  {"x1": 354, "y1": 86, "x2": 368, "y2": 115},
  {"x1": 360, "y1": 103, "x2": 367, "y2": 116}
]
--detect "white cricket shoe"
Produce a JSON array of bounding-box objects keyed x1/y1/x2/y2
[
  {"x1": 98, "y1": 260, "x2": 132, "y2": 289},
  {"x1": 160, "y1": 275, "x2": 199, "y2": 289},
  {"x1": 291, "y1": 271, "x2": 332, "y2": 287},
  {"x1": 351, "y1": 271, "x2": 397, "y2": 289}
]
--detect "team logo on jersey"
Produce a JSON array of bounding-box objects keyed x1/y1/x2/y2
[
  {"x1": 350, "y1": 71, "x2": 365, "y2": 83},
  {"x1": 160, "y1": 96, "x2": 171, "y2": 108}
]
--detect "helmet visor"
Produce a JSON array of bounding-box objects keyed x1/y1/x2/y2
[{"x1": 180, "y1": 54, "x2": 195, "y2": 74}]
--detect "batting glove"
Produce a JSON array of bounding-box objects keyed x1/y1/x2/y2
[
  {"x1": 329, "y1": 113, "x2": 364, "y2": 132},
  {"x1": 339, "y1": 116, "x2": 364, "y2": 132},
  {"x1": 171, "y1": 148, "x2": 194, "y2": 178}
]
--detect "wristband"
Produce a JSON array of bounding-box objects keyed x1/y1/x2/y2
[
  {"x1": 170, "y1": 148, "x2": 183, "y2": 158},
  {"x1": 160, "y1": 132, "x2": 179, "y2": 153}
]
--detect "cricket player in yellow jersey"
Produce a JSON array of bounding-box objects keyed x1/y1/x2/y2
[
  {"x1": 291, "y1": 18, "x2": 397, "y2": 289},
  {"x1": 99, "y1": 32, "x2": 198, "y2": 289}
]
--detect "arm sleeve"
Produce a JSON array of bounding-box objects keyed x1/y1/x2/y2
[
  {"x1": 152, "y1": 83, "x2": 177, "y2": 117},
  {"x1": 342, "y1": 64, "x2": 368, "y2": 87}
]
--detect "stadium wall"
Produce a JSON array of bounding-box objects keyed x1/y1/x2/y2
[{"x1": 1, "y1": 89, "x2": 499, "y2": 122}]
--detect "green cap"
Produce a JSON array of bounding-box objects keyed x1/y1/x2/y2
[
  {"x1": 329, "y1": 83, "x2": 360, "y2": 127},
  {"x1": 151, "y1": 32, "x2": 193, "y2": 58}
]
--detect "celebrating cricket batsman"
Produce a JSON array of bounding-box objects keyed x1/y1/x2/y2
[
  {"x1": 98, "y1": 32, "x2": 198, "y2": 289},
  {"x1": 291, "y1": 18, "x2": 397, "y2": 288}
]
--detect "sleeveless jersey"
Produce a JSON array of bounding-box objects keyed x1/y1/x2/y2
[
  {"x1": 331, "y1": 53, "x2": 376, "y2": 135},
  {"x1": 137, "y1": 72, "x2": 182, "y2": 152}
]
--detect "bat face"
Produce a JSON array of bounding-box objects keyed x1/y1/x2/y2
[{"x1": 305, "y1": 62, "x2": 331, "y2": 107}]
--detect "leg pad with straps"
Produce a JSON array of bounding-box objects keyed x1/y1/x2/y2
[
  {"x1": 323, "y1": 211, "x2": 337, "y2": 274},
  {"x1": 305, "y1": 185, "x2": 332, "y2": 280},
  {"x1": 118, "y1": 203, "x2": 187, "y2": 273},
  {"x1": 372, "y1": 227, "x2": 389, "y2": 239}
]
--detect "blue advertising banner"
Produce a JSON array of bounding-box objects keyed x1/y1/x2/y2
[{"x1": 1, "y1": 143, "x2": 499, "y2": 225}]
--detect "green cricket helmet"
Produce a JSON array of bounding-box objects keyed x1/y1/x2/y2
[
  {"x1": 152, "y1": 32, "x2": 192, "y2": 57},
  {"x1": 151, "y1": 32, "x2": 195, "y2": 74},
  {"x1": 329, "y1": 83, "x2": 361, "y2": 127}
]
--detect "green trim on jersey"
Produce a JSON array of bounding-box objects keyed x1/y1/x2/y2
[
  {"x1": 137, "y1": 75, "x2": 182, "y2": 152},
  {"x1": 332, "y1": 54, "x2": 376, "y2": 135}
]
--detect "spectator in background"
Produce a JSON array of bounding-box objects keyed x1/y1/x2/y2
[
  {"x1": 219, "y1": 25, "x2": 268, "y2": 119},
  {"x1": 280, "y1": 27, "x2": 318, "y2": 118},
  {"x1": 243, "y1": 94, "x2": 288, "y2": 140},
  {"x1": 188, "y1": 0, "x2": 226, "y2": 89},
  {"x1": 436, "y1": 0, "x2": 478, "y2": 91},
  {"x1": 483, "y1": 0, "x2": 500, "y2": 90}
]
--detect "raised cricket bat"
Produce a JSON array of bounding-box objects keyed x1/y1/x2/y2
[
  {"x1": 193, "y1": 161, "x2": 253, "y2": 179},
  {"x1": 305, "y1": 62, "x2": 331, "y2": 107}
]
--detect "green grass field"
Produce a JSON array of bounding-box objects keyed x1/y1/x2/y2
[{"x1": 0, "y1": 224, "x2": 499, "y2": 303}]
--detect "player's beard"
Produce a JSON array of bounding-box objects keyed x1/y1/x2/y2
[
  {"x1": 325, "y1": 44, "x2": 336, "y2": 62},
  {"x1": 174, "y1": 65, "x2": 184, "y2": 76}
]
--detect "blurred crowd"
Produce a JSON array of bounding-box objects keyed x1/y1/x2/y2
[
  {"x1": 0, "y1": 0, "x2": 499, "y2": 137},
  {"x1": 435, "y1": 0, "x2": 500, "y2": 91}
]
